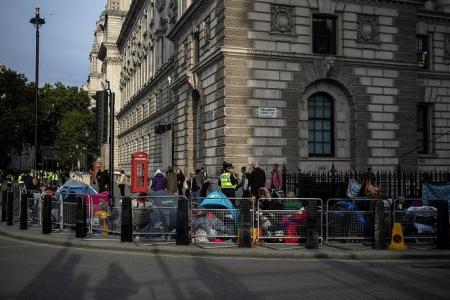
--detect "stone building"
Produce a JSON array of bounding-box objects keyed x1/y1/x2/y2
[
  {"x1": 115, "y1": 0, "x2": 450, "y2": 177},
  {"x1": 87, "y1": 0, "x2": 131, "y2": 171}
]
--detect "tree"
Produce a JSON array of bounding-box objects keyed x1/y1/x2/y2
[
  {"x1": 0, "y1": 65, "x2": 98, "y2": 170},
  {"x1": 0, "y1": 66, "x2": 34, "y2": 168}
]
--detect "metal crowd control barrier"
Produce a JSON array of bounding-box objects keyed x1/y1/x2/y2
[
  {"x1": 86, "y1": 196, "x2": 121, "y2": 239},
  {"x1": 256, "y1": 198, "x2": 323, "y2": 250},
  {"x1": 393, "y1": 198, "x2": 437, "y2": 249},
  {"x1": 131, "y1": 195, "x2": 179, "y2": 245},
  {"x1": 50, "y1": 194, "x2": 83, "y2": 231},
  {"x1": 190, "y1": 197, "x2": 242, "y2": 249},
  {"x1": 325, "y1": 198, "x2": 391, "y2": 245},
  {"x1": 26, "y1": 190, "x2": 42, "y2": 229}
]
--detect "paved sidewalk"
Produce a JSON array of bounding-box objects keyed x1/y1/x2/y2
[{"x1": 1, "y1": 223, "x2": 450, "y2": 260}]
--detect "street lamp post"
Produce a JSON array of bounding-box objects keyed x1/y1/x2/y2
[
  {"x1": 85, "y1": 130, "x2": 89, "y2": 172},
  {"x1": 30, "y1": 7, "x2": 45, "y2": 172}
]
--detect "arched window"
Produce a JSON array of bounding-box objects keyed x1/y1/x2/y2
[{"x1": 308, "y1": 93, "x2": 334, "y2": 156}]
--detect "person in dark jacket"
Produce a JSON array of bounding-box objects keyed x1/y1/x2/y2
[
  {"x1": 249, "y1": 161, "x2": 266, "y2": 198},
  {"x1": 96, "y1": 169, "x2": 107, "y2": 193},
  {"x1": 176, "y1": 168, "x2": 185, "y2": 195},
  {"x1": 166, "y1": 166, "x2": 177, "y2": 193},
  {"x1": 151, "y1": 169, "x2": 166, "y2": 191}
]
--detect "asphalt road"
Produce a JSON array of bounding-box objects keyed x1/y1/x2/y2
[{"x1": 0, "y1": 237, "x2": 449, "y2": 300}]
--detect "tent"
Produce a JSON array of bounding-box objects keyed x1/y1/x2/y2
[{"x1": 199, "y1": 191, "x2": 238, "y2": 222}]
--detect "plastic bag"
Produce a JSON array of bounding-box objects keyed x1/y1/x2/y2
[{"x1": 346, "y1": 179, "x2": 361, "y2": 199}]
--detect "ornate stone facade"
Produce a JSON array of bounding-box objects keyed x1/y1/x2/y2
[
  {"x1": 110, "y1": 0, "x2": 450, "y2": 177},
  {"x1": 87, "y1": 0, "x2": 131, "y2": 170}
]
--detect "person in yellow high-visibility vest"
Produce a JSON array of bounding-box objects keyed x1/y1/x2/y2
[{"x1": 219, "y1": 163, "x2": 238, "y2": 205}]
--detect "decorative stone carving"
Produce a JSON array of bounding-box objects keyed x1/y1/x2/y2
[
  {"x1": 271, "y1": 5, "x2": 294, "y2": 34},
  {"x1": 445, "y1": 34, "x2": 450, "y2": 58},
  {"x1": 357, "y1": 14, "x2": 378, "y2": 42},
  {"x1": 184, "y1": 40, "x2": 189, "y2": 61},
  {"x1": 323, "y1": 56, "x2": 336, "y2": 77},
  {"x1": 169, "y1": 0, "x2": 178, "y2": 24},
  {"x1": 203, "y1": 18, "x2": 211, "y2": 45},
  {"x1": 155, "y1": 0, "x2": 165, "y2": 12}
]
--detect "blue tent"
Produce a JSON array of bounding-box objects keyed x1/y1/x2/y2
[
  {"x1": 56, "y1": 179, "x2": 97, "y2": 200},
  {"x1": 199, "y1": 191, "x2": 238, "y2": 221}
]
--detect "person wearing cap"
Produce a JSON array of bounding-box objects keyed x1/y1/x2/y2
[{"x1": 218, "y1": 162, "x2": 238, "y2": 205}]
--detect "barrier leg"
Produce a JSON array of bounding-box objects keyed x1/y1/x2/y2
[
  {"x1": 76, "y1": 196, "x2": 87, "y2": 238},
  {"x1": 239, "y1": 199, "x2": 252, "y2": 248},
  {"x1": 305, "y1": 200, "x2": 319, "y2": 249},
  {"x1": 373, "y1": 200, "x2": 386, "y2": 250},
  {"x1": 121, "y1": 197, "x2": 132, "y2": 242},
  {"x1": 176, "y1": 197, "x2": 190, "y2": 245},
  {"x1": 1, "y1": 190, "x2": 6, "y2": 222},
  {"x1": 6, "y1": 190, "x2": 14, "y2": 226},
  {"x1": 20, "y1": 192, "x2": 28, "y2": 230},
  {"x1": 42, "y1": 195, "x2": 52, "y2": 234}
]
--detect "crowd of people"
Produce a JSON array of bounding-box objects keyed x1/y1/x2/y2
[{"x1": 142, "y1": 161, "x2": 284, "y2": 207}]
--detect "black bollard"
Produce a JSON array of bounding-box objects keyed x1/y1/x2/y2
[
  {"x1": 6, "y1": 190, "x2": 14, "y2": 226},
  {"x1": 42, "y1": 195, "x2": 52, "y2": 234},
  {"x1": 239, "y1": 198, "x2": 252, "y2": 248},
  {"x1": 1, "y1": 190, "x2": 6, "y2": 222},
  {"x1": 75, "y1": 195, "x2": 87, "y2": 238},
  {"x1": 372, "y1": 200, "x2": 386, "y2": 250},
  {"x1": 176, "y1": 197, "x2": 190, "y2": 245},
  {"x1": 305, "y1": 199, "x2": 319, "y2": 249},
  {"x1": 20, "y1": 192, "x2": 28, "y2": 230},
  {"x1": 121, "y1": 196, "x2": 133, "y2": 242},
  {"x1": 432, "y1": 200, "x2": 450, "y2": 249}
]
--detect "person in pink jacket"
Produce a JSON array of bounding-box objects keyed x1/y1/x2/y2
[{"x1": 270, "y1": 164, "x2": 283, "y2": 191}]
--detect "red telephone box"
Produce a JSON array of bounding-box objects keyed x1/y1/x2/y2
[{"x1": 131, "y1": 152, "x2": 149, "y2": 193}]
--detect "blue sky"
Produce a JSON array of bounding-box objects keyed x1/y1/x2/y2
[{"x1": 0, "y1": 0, "x2": 106, "y2": 87}]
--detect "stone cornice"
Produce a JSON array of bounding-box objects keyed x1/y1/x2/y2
[
  {"x1": 221, "y1": 47, "x2": 419, "y2": 69},
  {"x1": 98, "y1": 42, "x2": 119, "y2": 61},
  {"x1": 418, "y1": 10, "x2": 450, "y2": 23},
  {"x1": 418, "y1": 71, "x2": 450, "y2": 79},
  {"x1": 166, "y1": 0, "x2": 207, "y2": 41},
  {"x1": 345, "y1": 0, "x2": 425, "y2": 8},
  {"x1": 117, "y1": 58, "x2": 175, "y2": 118},
  {"x1": 105, "y1": 9, "x2": 128, "y2": 18},
  {"x1": 117, "y1": 0, "x2": 148, "y2": 49}
]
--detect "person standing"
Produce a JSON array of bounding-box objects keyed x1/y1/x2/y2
[
  {"x1": 96, "y1": 169, "x2": 107, "y2": 193},
  {"x1": 270, "y1": 164, "x2": 283, "y2": 191},
  {"x1": 176, "y1": 168, "x2": 185, "y2": 195},
  {"x1": 151, "y1": 169, "x2": 166, "y2": 191},
  {"x1": 219, "y1": 163, "x2": 239, "y2": 204},
  {"x1": 249, "y1": 161, "x2": 266, "y2": 198},
  {"x1": 239, "y1": 166, "x2": 251, "y2": 198},
  {"x1": 166, "y1": 166, "x2": 178, "y2": 193},
  {"x1": 117, "y1": 170, "x2": 127, "y2": 197}
]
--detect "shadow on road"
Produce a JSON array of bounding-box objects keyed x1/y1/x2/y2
[
  {"x1": 189, "y1": 257, "x2": 256, "y2": 299},
  {"x1": 94, "y1": 263, "x2": 138, "y2": 300},
  {"x1": 18, "y1": 248, "x2": 90, "y2": 299}
]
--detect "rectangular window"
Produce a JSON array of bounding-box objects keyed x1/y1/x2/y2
[
  {"x1": 308, "y1": 93, "x2": 334, "y2": 157},
  {"x1": 417, "y1": 103, "x2": 431, "y2": 154},
  {"x1": 313, "y1": 14, "x2": 337, "y2": 55},
  {"x1": 417, "y1": 34, "x2": 429, "y2": 70}
]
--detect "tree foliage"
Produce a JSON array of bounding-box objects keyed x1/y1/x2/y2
[{"x1": 0, "y1": 65, "x2": 98, "y2": 169}]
